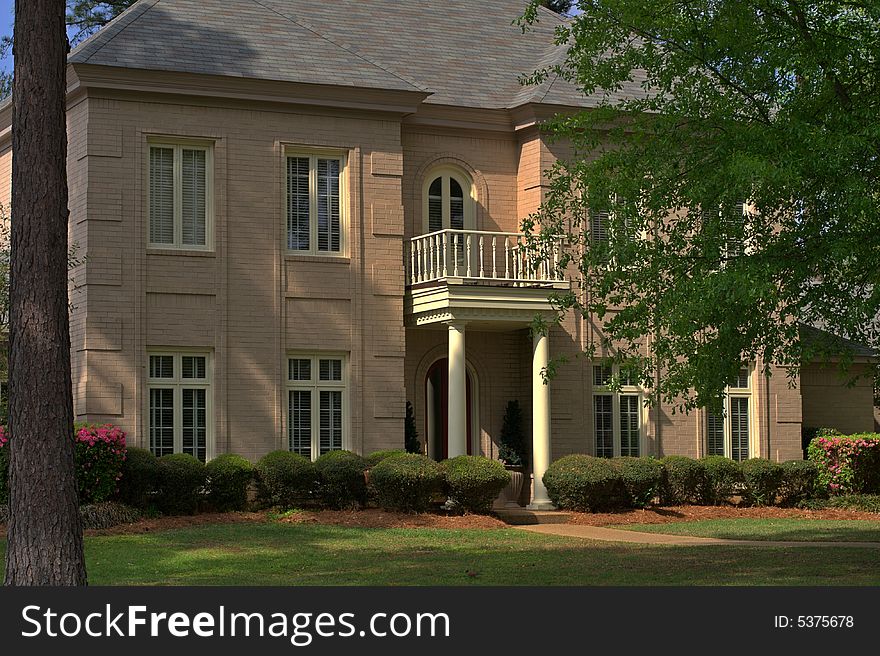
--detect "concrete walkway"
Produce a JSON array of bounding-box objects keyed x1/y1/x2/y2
[{"x1": 516, "y1": 523, "x2": 880, "y2": 548}]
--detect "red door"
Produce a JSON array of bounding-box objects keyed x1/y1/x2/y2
[{"x1": 426, "y1": 359, "x2": 472, "y2": 460}]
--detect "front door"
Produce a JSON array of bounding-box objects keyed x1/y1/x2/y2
[{"x1": 425, "y1": 358, "x2": 472, "y2": 460}]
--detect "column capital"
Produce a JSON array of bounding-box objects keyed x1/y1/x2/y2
[{"x1": 444, "y1": 320, "x2": 469, "y2": 330}]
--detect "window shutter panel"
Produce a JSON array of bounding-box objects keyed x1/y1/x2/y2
[
  {"x1": 730, "y1": 397, "x2": 749, "y2": 461},
  {"x1": 289, "y1": 390, "x2": 312, "y2": 457},
  {"x1": 319, "y1": 390, "x2": 343, "y2": 454},
  {"x1": 619, "y1": 394, "x2": 640, "y2": 456},
  {"x1": 706, "y1": 411, "x2": 725, "y2": 456},
  {"x1": 593, "y1": 394, "x2": 613, "y2": 458},
  {"x1": 449, "y1": 178, "x2": 464, "y2": 230},
  {"x1": 181, "y1": 149, "x2": 207, "y2": 246},
  {"x1": 317, "y1": 159, "x2": 341, "y2": 252},
  {"x1": 182, "y1": 388, "x2": 207, "y2": 462},
  {"x1": 149, "y1": 147, "x2": 174, "y2": 244},
  {"x1": 428, "y1": 177, "x2": 443, "y2": 232},
  {"x1": 287, "y1": 157, "x2": 310, "y2": 250},
  {"x1": 149, "y1": 388, "x2": 175, "y2": 457},
  {"x1": 590, "y1": 210, "x2": 609, "y2": 246}
]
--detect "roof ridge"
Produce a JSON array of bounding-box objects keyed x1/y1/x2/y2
[
  {"x1": 69, "y1": 0, "x2": 162, "y2": 64},
  {"x1": 248, "y1": 0, "x2": 428, "y2": 92}
]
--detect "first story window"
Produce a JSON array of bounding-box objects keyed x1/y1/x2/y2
[
  {"x1": 286, "y1": 151, "x2": 345, "y2": 255},
  {"x1": 287, "y1": 354, "x2": 347, "y2": 460},
  {"x1": 592, "y1": 363, "x2": 642, "y2": 457},
  {"x1": 147, "y1": 352, "x2": 211, "y2": 461},
  {"x1": 705, "y1": 367, "x2": 752, "y2": 461},
  {"x1": 149, "y1": 142, "x2": 213, "y2": 249}
]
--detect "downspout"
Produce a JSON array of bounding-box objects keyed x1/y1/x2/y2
[{"x1": 765, "y1": 369, "x2": 772, "y2": 460}]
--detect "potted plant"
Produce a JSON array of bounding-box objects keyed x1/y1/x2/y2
[{"x1": 495, "y1": 400, "x2": 528, "y2": 508}]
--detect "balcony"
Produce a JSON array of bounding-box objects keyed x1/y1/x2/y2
[{"x1": 404, "y1": 229, "x2": 570, "y2": 328}]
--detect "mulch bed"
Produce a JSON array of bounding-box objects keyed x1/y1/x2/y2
[{"x1": 567, "y1": 505, "x2": 880, "y2": 526}]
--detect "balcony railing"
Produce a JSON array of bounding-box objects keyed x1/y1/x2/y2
[{"x1": 407, "y1": 229, "x2": 563, "y2": 286}]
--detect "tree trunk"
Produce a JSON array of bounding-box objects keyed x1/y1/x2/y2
[{"x1": 4, "y1": 0, "x2": 86, "y2": 585}]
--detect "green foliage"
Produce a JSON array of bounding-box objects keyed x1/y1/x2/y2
[
  {"x1": 255, "y1": 450, "x2": 317, "y2": 509},
  {"x1": 700, "y1": 455, "x2": 742, "y2": 505},
  {"x1": 797, "y1": 494, "x2": 880, "y2": 513},
  {"x1": 543, "y1": 454, "x2": 623, "y2": 512},
  {"x1": 498, "y1": 400, "x2": 528, "y2": 468},
  {"x1": 116, "y1": 447, "x2": 159, "y2": 509},
  {"x1": 659, "y1": 456, "x2": 707, "y2": 505},
  {"x1": 405, "y1": 401, "x2": 421, "y2": 454},
  {"x1": 808, "y1": 434, "x2": 880, "y2": 494},
  {"x1": 156, "y1": 454, "x2": 206, "y2": 515},
  {"x1": 611, "y1": 457, "x2": 662, "y2": 508},
  {"x1": 442, "y1": 456, "x2": 511, "y2": 514},
  {"x1": 78, "y1": 502, "x2": 142, "y2": 530},
  {"x1": 740, "y1": 458, "x2": 784, "y2": 506},
  {"x1": 779, "y1": 460, "x2": 819, "y2": 507},
  {"x1": 314, "y1": 450, "x2": 368, "y2": 509},
  {"x1": 206, "y1": 454, "x2": 254, "y2": 512},
  {"x1": 365, "y1": 449, "x2": 407, "y2": 468},
  {"x1": 73, "y1": 423, "x2": 127, "y2": 504},
  {"x1": 519, "y1": 1, "x2": 880, "y2": 408},
  {"x1": 370, "y1": 453, "x2": 446, "y2": 512}
]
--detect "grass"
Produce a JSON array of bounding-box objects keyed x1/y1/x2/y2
[
  {"x1": 618, "y1": 518, "x2": 880, "y2": 542},
  {"x1": 4, "y1": 521, "x2": 880, "y2": 585}
]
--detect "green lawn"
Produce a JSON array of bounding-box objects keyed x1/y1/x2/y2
[
  {"x1": 3, "y1": 521, "x2": 880, "y2": 585},
  {"x1": 618, "y1": 518, "x2": 880, "y2": 542}
]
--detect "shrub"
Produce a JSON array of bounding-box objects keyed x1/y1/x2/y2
[
  {"x1": 801, "y1": 426, "x2": 842, "y2": 458},
  {"x1": 498, "y1": 400, "x2": 528, "y2": 468},
  {"x1": 370, "y1": 453, "x2": 445, "y2": 512},
  {"x1": 443, "y1": 455, "x2": 510, "y2": 513},
  {"x1": 659, "y1": 456, "x2": 706, "y2": 505},
  {"x1": 255, "y1": 450, "x2": 317, "y2": 508},
  {"x1": 779, "y1": 460, "x2": 819, "y2": 506},
  {"x1": 365, "y1": 449, "x2": 407, "y2": 468},
  {"x1": 117, "y1": 447, "x2": 160, "y2": 509},
  {"x1": 405, "y1": 401, "x2": 421, "y2": 454},
  {"x1": 206, "y1": 454, "x2": 255, "y2": 512},
  {"x1": 314, "y1": 450, "x2": 368, "y2": 509},
  {"x1": 543, "y1": 455, "x2": 623, "y2": 512},
  {"x1": 611, "y1": 457, "x2": 662, "y2": 508},
  {"x1": 797, "y1": 494, "x2": 880, "y2": 513},
  {"x1": 700, "y1": 455, "x2": 742, "y2": 505},
  {"x1": 156, "y1": 454, "x2": 206, "y2": 515},
  {"x1": 740, "y1": 458, "x2": 784, "y2": 506},
  {"x1": 808, "y1": 434, "x2": 880, "y2": 495},
  {"x1": 79, "y1": 502, "x2": 142, "y2": 529}
]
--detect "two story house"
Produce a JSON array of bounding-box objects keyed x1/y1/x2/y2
[{"x1": 0, "y1": 0, "x2": 874, "y2": 507}]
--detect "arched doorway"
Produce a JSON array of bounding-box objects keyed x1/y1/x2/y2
[{"x1": 425, "y1": 358, "x2": 477, "y2": 460}]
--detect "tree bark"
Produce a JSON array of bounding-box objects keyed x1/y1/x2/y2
[{"x1": 5, "y1": 0, "x2": 86, "y2": 585}]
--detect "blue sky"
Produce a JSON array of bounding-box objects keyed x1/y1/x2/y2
[{"x1": 0, "y1": 0, "x2": 13, "y2": 75}]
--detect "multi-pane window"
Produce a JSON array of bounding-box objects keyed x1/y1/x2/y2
[
  {"x1": 589, "y1": 195, "x2": 637, "y2": 262},
  {"x1": 705, "y1": 367, "x2": 752, "y2": 461},
  {"x1": 147, "y1": 353, "x2": 211, "y2": 462},
  {"x1": 423, "y1": 170, "x2": 472, "y2": 233},
  {"x1": 700, "y1": 201, "x2": 747, "y2": 262},
  {"x1": 287, "y1": 354, "x2": 346, "y2": 460},
  {"x1": 592, "y1": 363, "x2": 642, "y2": 457},
  {"x1": 149, "y1": 143, "x2": 212, "y2": 249},
  {"x1": 286, "y1": 152, "x2": 345, "y2": 255}
]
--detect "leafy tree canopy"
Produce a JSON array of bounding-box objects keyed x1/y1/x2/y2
[{"x1": 519, "y1": 1, "x2": 880, "y2": 411}]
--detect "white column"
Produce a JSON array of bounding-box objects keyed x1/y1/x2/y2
[
  {"x1": 528, "y1": 328, "x2": 554, "y2": 509},
  {"x1": 447, "y1": 321, "x2": 468, "y2": 458}
]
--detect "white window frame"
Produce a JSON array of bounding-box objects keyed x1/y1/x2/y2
[
  {"x1": 421, "y1": 166, "x2": 476, "y2": 234},
  {"x1": 705, "y1": 366, "x2": 754, "y2": 461},
  {"x1": 591, "y1": 361, "x2": 646, "y2": 458},
  {"x1": 146, "y1": 140, "x2": 214, "y2": 251},
  {"x1": 700, "y1": 200, "x2": 749, "y2": 263},
  {"x1": 285, "y1": 352, "x2": 349, "y2": 460},
  {"x1": 284, "y1": 148, "x2": 348, "y2": 257},
  {"x1": 146, "y1": 350, "x2": 214, "y2": 461}
]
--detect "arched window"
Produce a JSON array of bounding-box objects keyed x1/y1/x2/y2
[{"x1": 422, "y1": 168, "x2": 475, "y2": 234}]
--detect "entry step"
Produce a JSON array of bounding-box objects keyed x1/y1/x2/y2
[{"x1": 495, "y1": 508, "x2": 571, "y2": 525}]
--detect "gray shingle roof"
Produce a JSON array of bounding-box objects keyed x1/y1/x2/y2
[
  {"x1": 799, "y1": 323, "x2": 877, "y2": 360},
  {"x1": 69, "y1": 0, "x2": 641, "y2": 109}
]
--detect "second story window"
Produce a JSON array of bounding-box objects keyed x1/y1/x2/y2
[
  {"x1": 149, "y1": 142, "x2": 212, "y2": 249},
  {"x1": 422, "y1": 168, "x2": 474, "y2": 234},
  {"x1": 286, "y1": 151, "x2": 345, "y2": 255}
]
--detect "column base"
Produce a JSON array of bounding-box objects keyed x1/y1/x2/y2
[{"x1": 526, "y1": 501, "x2": 557, "y2": 511}]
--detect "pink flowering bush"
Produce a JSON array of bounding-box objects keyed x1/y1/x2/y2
[
  {"x1": 0, "y1": 423, "x2": 127, "y2": 505},
  {"x1": 808, "y1": 434, "x2": 880, "y2": 495}
]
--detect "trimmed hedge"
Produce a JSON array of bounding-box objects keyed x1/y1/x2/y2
[
  {"x1": 443, "y1": 455, "x2": 510, "y2": 513},
  {"x1": 700, "y1": 455, "x2": 742, "y2": 505},
  {"x1": 314, "y1": 450, "x2": 368, "y2": 509},
  {"x1": 659, "y1": 456, "x2": 706, "y2": 505},
  {"x1": 543, "y1": 455, "x2": 622, "y2": 512},
  {"x1": 156, "y1": 454, "x2": 206, "y2": 515},
  {"x1": 779, "y1": 460, "x2": 819, "y2": 507},
  {"x1": 798, "y1": 494, "x2": 880, "y2": 513},
  {"x1": 79, "y1": 502, "x2": 143, "y2": 529},
  {"x1": 808, "y1": 434, "x2": 880, "y2": 495},
  {"x1": 611, "y1": 457, "x2": 662, "y2": 508},
  {"x1": 365, "y1": 449, "x2": 407, "y2": 469},
  {"x1": 117, "y1": 447, "x2": 160, "y2": 509},
  {"x1": 255, "y1": 451, "x2": 316, "y2": 509},
  {"x1": 206, "y1": 454, "x2": 255, "y2": 512},
  {"x1": 740, "y1": 458, "x2": 784, "y2": 506},
  {"x1": 370, "y1": 453, "x2": 445, "y2": 512}
]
